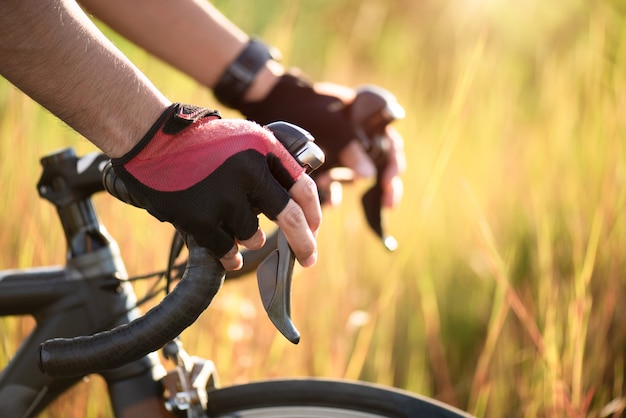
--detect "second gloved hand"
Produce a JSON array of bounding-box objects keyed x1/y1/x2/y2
[
  {"x1": 237, "y1": 71, "x2": 357, "y2": 169},
  {"x1": 234, "y1": 71, "x2": 405, "y2": 209}
]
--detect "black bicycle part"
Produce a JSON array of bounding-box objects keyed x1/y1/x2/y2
[
  {"x1": 0, "y1": 148, "x2": 166, "y2": 416},
  {"x1": 38, "y1": 151, "x2": 226, "y2": 378},
  {"x1": 205, "y1": 378, "x2": 473, "y2": 417},
  {"x1": 39, "y1": 217, "x2": 225, "y2": 377},
  {"x1": 8, "y1": 147, "x2": 473, "y2": 417},
  {"x1": 37, "y1": 149, "x2": 111, "y2": 257},
  {"x1": 0, "y1": 266, "x2": 166, "y2": 417},
  {"x1": 257, "y1": 121, "x2": 324, "y2": 344}
]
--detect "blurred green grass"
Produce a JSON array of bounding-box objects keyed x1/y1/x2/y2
[{"x1": 1, "y1": 0, "x2": 626, "y2": 417}]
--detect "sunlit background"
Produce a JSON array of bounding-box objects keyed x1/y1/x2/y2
[{"x1": 1, "y1": 0, "x2": 625, "y2": 416}]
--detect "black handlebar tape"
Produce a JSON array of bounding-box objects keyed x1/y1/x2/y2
[
  {"x1": 38, "y1": 164, "x2": 226, "y2": 378},
  {"x1": 100, "y1": 161, "x2": 143, "y2": 209}
]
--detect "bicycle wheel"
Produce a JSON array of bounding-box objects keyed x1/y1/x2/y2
[{"x1": 206, "y1": 378, "x2": 473, "y2": 417}]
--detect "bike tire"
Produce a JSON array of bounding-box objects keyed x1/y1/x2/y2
[{"x1": 205, "y1": 378, "x2": 473, "y2": 418}]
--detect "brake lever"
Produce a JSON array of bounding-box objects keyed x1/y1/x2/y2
[
  {"x1": 257, "y1": 122, "x2": 325, "y2": 344},
  {"x1": 350, "y1": 86, "x2": 405, "y2": 251}
]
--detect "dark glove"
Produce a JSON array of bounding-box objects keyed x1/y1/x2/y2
[
  {"x1": 236, "y1": 71, "x2": 356, "y2": 168},
  {"x1": 111, "y1": 103, "x2": 305, "y2": 258}
]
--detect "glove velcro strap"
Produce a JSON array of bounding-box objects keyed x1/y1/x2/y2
[{"x1": 112, "y1": 103, "x2": 221, "y2": 165}]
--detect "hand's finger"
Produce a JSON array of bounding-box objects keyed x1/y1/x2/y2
[
  {"x1": 382, "y1": 175, "x2": 404, "y2": 208},
  {"x1": 380, "y1": 126, "x2": 406, "y2": 184},
  {"x1": 276, "y1": 175, "x2": 321, "y2": 267},
  {"x1": 314, "y1": 82, "x2": 356, "y2": 103},
  {"x1": 315, "y1": 169, "x2": 354, "y2": 207},
  {"x1": 380, "y1": 126, "x2": 406, "y2": 208},
  {"x1": 220, "y1": 244, "x2": 243, "y2": 271},
  {"x1": 338, "y1": 140, "x2": 376, "y2": 178},
  {"x1": 289, "y1": 174, "x2": 322, "y2": 234},
  {"x1": 275, "y1": 201, "x2": 317, "y2": 267},
  {"x1": 237, "y1": 227, "x2": 266, "y2": 250}
]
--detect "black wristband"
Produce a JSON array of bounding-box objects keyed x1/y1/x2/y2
[{"x1": 214, "y1": 38, "x2": 276, "y2": 108}]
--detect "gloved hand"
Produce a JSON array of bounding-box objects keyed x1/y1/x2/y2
[
  {"x1": 235, "y1": 70, "x2": 405, "y2": 208},
  {"x1": 111, "y1": 103, "x2": 321, "y2": 270},
  {"x1": 238, "y1": 71, "x2": 354, "y2": 169}
]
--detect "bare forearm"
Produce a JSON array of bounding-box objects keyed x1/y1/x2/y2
[
  {"x1": 80, "y1": 0, "x2": 282, "y2": 101},
  {"x1": 0, "y1": 0, "x2": 169, "y2": 157}
]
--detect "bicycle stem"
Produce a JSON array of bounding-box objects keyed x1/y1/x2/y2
[{"x1": 37, "y1": 149, "x2": 113, "y2": 259}]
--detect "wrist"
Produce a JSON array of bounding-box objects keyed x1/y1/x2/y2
[
  {"x1": 104, "y1": 101, "x2": 172, "y2": 158},
  {"x1": 242, "y1": 60, "x2": 284, "y2": 102}
]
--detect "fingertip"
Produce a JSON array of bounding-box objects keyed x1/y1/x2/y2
[
  {"x1": 383, "y1": 175, "x2": 404, "y2": 208},
  {"x1": 220, "y1": 245, "x2": 244, "y2": 271},
  {"x1": 355, "y1": 157, "x2": 376, "y2": 178},
  {"x1": 339, "y1": 141, "x2": 376, "y2": 178},
  {"x1": 298, "y1": 249, "x2": 318, "y2": 268},
  {"x1": 238, "y1": 227, "x2": 266, "y2": 250}
]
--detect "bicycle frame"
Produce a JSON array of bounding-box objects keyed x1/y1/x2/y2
[
  {"x1": 0, "y1": 147, "x2": 473, "y2": 418},
  {"x1": 0, "y1": 149, "x2": 168, "y2": 417}
]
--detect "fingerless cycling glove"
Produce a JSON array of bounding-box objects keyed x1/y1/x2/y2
[
  {"x1": 235, "y1": 72, "x2": 356, "y2": 168},
  {"x1": 111, "y1": 103, "x2": 305, "y2": 258}
]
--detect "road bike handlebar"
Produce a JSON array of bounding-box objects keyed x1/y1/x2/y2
[{"x1": 39, "y1": 235, "x2": 224, "y2": 378}]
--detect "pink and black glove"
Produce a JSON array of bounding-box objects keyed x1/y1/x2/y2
[{"x1": 111, "y1": 103, "x2": 305, "y2": 259}]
